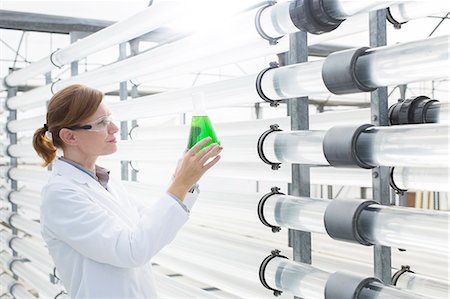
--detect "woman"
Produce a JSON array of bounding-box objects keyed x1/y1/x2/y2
[{"x1": 32, "y1": 84, "x2": 222, "y2": 298}]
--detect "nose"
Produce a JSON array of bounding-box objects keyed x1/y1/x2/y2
[{"x1": 108, "y1": 121, "x2": 119, "y2": 134}]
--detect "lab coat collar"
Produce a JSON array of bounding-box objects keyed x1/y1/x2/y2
[{"x1": 52, "y1": 159, "x2": 97, "y2": 186}]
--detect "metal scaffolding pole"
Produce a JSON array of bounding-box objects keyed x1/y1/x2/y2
[
  {"x1": 288, "y1": 29, "x2": 312, "y2": 283},
  {"x1": 119, "y1": 42, "x2": 129, "y2": 181},
  {"x1": 369, "y1": 9, "x2": 391, "y2": 284}
]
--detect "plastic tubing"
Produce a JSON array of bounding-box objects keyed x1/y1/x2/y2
[
  {"x1": 264, "y1": 194, "x2": 449, "y2": 254},
  {"x1": 0, "y1": 251, "x2": 68, "y2": 299},
  {"x1": 265, "y1": 256, "x2": 428, "y2": 299},
  {"x1": 0, "y1": 230, "x2": 54, "y2": 275},
  {"x1": 4, "y1": 2, "x2": 184, "y2": 87},
  {"x1": 261, "y1": 124, "x2": 449, "y2": 168},
  {"x1": 0, "y1": 272, "x2": 37, "y2": 299},
  {"x1": 395, "y1": 271, "x2": 449, "y2": 299}
]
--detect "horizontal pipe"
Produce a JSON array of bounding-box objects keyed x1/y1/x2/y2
[
  {"x1": 0, "y1": 251, "x2": 68, "y2": 299},
  {"x1": 3, "y1": 159, "x2": 448, "y2": 194},
  {"x1": 13, "y1": 0, "x2": 414, "y2": 111},
  {"x1": 395, "y1": 271, "x2": 450, "y2": 299},
  {"x1": 263, "y1": 194, "x2": 449, "y2": 254},
  {"x1": 262, "y1": 124, "x2": 449, "y2": 168},
  {"x1": 264, "y1": 256, "x2": 427, "y2": 299},
  {"x1": 387, "y1": 1, "x2": 449, "y2": 23},
  {"x1": 0, "y1": 272, "x2": 37, "y2": 299},
  {"x1": 8, "y1": 189, "x2": 41, "y2": 213},
  {"x1": 4, "y1": 2, "x2": 184, "y2": 87},
  {"x1": 324, "y1": 0, "x2": 405, "y2": 19},
  {"x1": 13, "y1": 10, "x2": 444, "y2": 112},
  {"x1": 0, "y1": 229, "x2": 54, "y2": 275},
  {"x1": 0, "y1": 211, "x2": 42, "y2": 239}
]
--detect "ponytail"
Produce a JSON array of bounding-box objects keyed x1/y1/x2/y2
[
  {"x1": 32, "y1": 84, "x2": 103, "y2": 167},
  {"x1": 32, "y1": 126, "x2": 57, "y2": 167}
]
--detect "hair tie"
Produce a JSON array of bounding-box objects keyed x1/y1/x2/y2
[{"x1": 43, "y1": 124, "x2": 48, "y2": 131}]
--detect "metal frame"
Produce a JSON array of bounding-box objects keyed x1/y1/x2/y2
[
  {"x1": 287, "y1": 30, "x2": 312, "y2": 275},
  {"x1": 369, "y1": 9, "x2": 392, "y2": 284}
]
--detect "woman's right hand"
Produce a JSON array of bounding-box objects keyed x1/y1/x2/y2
[{"x1": 167, "y1": 137, "x2": 222, "y2": 200}]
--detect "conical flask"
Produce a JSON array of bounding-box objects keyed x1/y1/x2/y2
[{"x1": 187, "y1": 92, "x2": 220, "y2": 150}]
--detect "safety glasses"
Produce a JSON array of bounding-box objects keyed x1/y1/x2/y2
[{"x1": 66, "y1": 115, "x2": 115, "y2": 132}]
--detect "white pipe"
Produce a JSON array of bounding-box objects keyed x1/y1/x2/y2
[
  {"x1": 395, "y1": 271, "x2": 450, "y2": 299},
  {"x1": 0, "y1": 251, "x2": 68, "y2": 299},
  {"x1": 0, "y1": 212, "x2": 41, "y2": 239},
  {"x1": 8, "y1": 190, "x2": 41, "y2": 213},
  {"x1": 0, "y1": 229, "x2": 54, "y2": 275},
  {"x1": 392, "y1": 167, "x2": 450, "y2": 192},
  {"x1": 388, "y1": 1, "x2": 450, "y2": 23},
  {"x1": 264, "y1": 195, "x2": 449, "y2": 254},
  {"x1": 262, "y1": 124, "x2": 449, "y2": 168},
  {"x1": 324, "y1": 0, "x2": 405, "y2": 19},
  {"x1": 265, "y1": 257, "x2": 428, "y2": 299},
  {"x1": 5, "y1": 1, "x2": 380, "y2": 111},
  {"x1": 0, "y1": 272, "x2": 37, "y2": 299},
  {"x1": 3, "y1": 2, "x2": 184, "y2": 87}
]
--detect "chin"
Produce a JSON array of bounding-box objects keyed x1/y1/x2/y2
[{"x1": 102, "y1": 144, "x2": 118, "y2": 155}]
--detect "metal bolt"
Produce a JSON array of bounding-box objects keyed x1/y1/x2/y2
[
  {"x1": 372, "y1": 115, "x2": 378, "y2": 121},
  {"x1": 373, "y1": 172, "x2": 379, "y2": 178}
]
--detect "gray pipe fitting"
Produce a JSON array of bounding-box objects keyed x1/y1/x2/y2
[
  {"x1": 289, "y1": 0, "x2": 343, "y2": 34},
  {"x1": 322, "y1": 47, "x2": 376, "y2": 95},
  {"x1": 324, "y1": 199, "x2": 377, "y2": 246},
  {"x1": 325, "y1": 271, "x2": 382, "y2": 299},
  {"x1": 322, "y1": 124, "x2": 374, "y2": 169}
]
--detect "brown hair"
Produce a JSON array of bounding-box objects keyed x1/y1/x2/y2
[{"x1": 32, "y1": 84, "x2": 103, "y2": 167}]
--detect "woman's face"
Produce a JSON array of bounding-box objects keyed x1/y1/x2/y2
[{"x1": 73, "y1": 102, "x2": 119, "y2": 157}]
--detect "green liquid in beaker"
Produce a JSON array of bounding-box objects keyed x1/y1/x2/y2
[{"x1": 187, "y1": 115, "x2": 220, "y2": 150}]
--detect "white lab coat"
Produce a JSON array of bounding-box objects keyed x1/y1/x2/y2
[{"x1": 40, "y1": 159, "x2": 193, "y2": 298}]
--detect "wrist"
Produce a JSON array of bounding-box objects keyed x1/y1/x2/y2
[{"x1": 167, "y1": 180, "x2": 190, "y2": 201}]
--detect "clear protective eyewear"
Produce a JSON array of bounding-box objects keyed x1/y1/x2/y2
[{"x1": 66, "y1": 115, "x2": 115, "y2": 132}]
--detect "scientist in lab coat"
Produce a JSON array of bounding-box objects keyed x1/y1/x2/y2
[{"x1": 32, "y1": 84, "x2": 222, "y2": 298}]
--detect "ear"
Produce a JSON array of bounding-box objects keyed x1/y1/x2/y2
[{"x1": 59, "y1": 128, "x2": 78, "y2": 146}]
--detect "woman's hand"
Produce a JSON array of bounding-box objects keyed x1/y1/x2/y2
[{"x1": 167, "y1": 137, "x2": 222, "y2": 200}]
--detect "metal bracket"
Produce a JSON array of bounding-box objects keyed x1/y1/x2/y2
[
  {"x1": 256, "y1": 61, "x2": 282, "y2": 107},
  {"x1": 392, "y1": 265, "x2": 414, "y2": 285},
  {"x1": 255, "y1": 1, "x2": 283, "y2": 45},
  {"x1": 389, "y1": 167, "x2": 407, "y2": 194},
  {"x1": 257, "y1": 124, "x2": 282, "y2": 170},
  {"x1": 258, "y1": 187, "x2": 284, "y2": 232},
  {"x1": 259, "y1": 249, "x2": 288, "y2": 296}
]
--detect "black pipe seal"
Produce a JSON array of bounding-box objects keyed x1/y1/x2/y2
[
  {"x1": 388, "y1": 96, "x2": 438, "y2": 125},
  {"x1": 255, "y1": 1, "x2": 284, "y2": 45},
  {"x1": 392, "y1": 265, "x2": 414, "y2": 286},
  {"x1": 389, "y1": 167, "x2": 407, "y2": 194},
  {"x1": 322, "y1": 47, "x2": 376, "y2": 95},
  {"x1": 323, "y1": 124, "x2": 374, "y2": 169},
  {"x1": 257, "y1": 124, "x2": 282, "y2": 170},
  {"x1": 386, "y1": 7, "x2": 408, "y2": 29},
  {"x1": 289, "y1": 0, "x2": 343, "y2": 35},
  {"x1": 256, "y1": 61, "x2": 282, "y2": 107},
  {"x1": 259, "y1": 249, "x2": 288, "y2": 296},
  {"x1": 324, "y1": 199, "x2": 377, "y2": 246},
  {"x1": 258, "y1": 187, "x2": 285, "y2": 232},
  {"x1": 325, "y1": 271, "x2": 382, "y2": 299}
]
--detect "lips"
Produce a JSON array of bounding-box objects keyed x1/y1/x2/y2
[{"x1": 108, "y1": 138, "x2": 117, "y2": 143}]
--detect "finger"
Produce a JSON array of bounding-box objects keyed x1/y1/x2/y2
[
  {"x1": 188, "y1": 137, "x2": 212, "y2": 155},
  {"x1": 202, "y1": 155, "x2": 221, "y2": 172},
  {"x1": 199, "y1": 145, "x2": 222, "y2": 164},
  {"x1": 196, "y1": 143, "x2": 219, "y2": 161}
]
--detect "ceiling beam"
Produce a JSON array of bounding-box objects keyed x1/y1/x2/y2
[{"x1": 0, "y1": 10, "x2": 114, "y2": 34}]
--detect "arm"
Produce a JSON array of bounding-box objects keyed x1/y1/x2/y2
[
  {"x1": 41, "y1": 183, "x2": 188, "y2": 268},
  {"x1": 167, "y1": 137, "x2": 221, "y2": 201}
]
